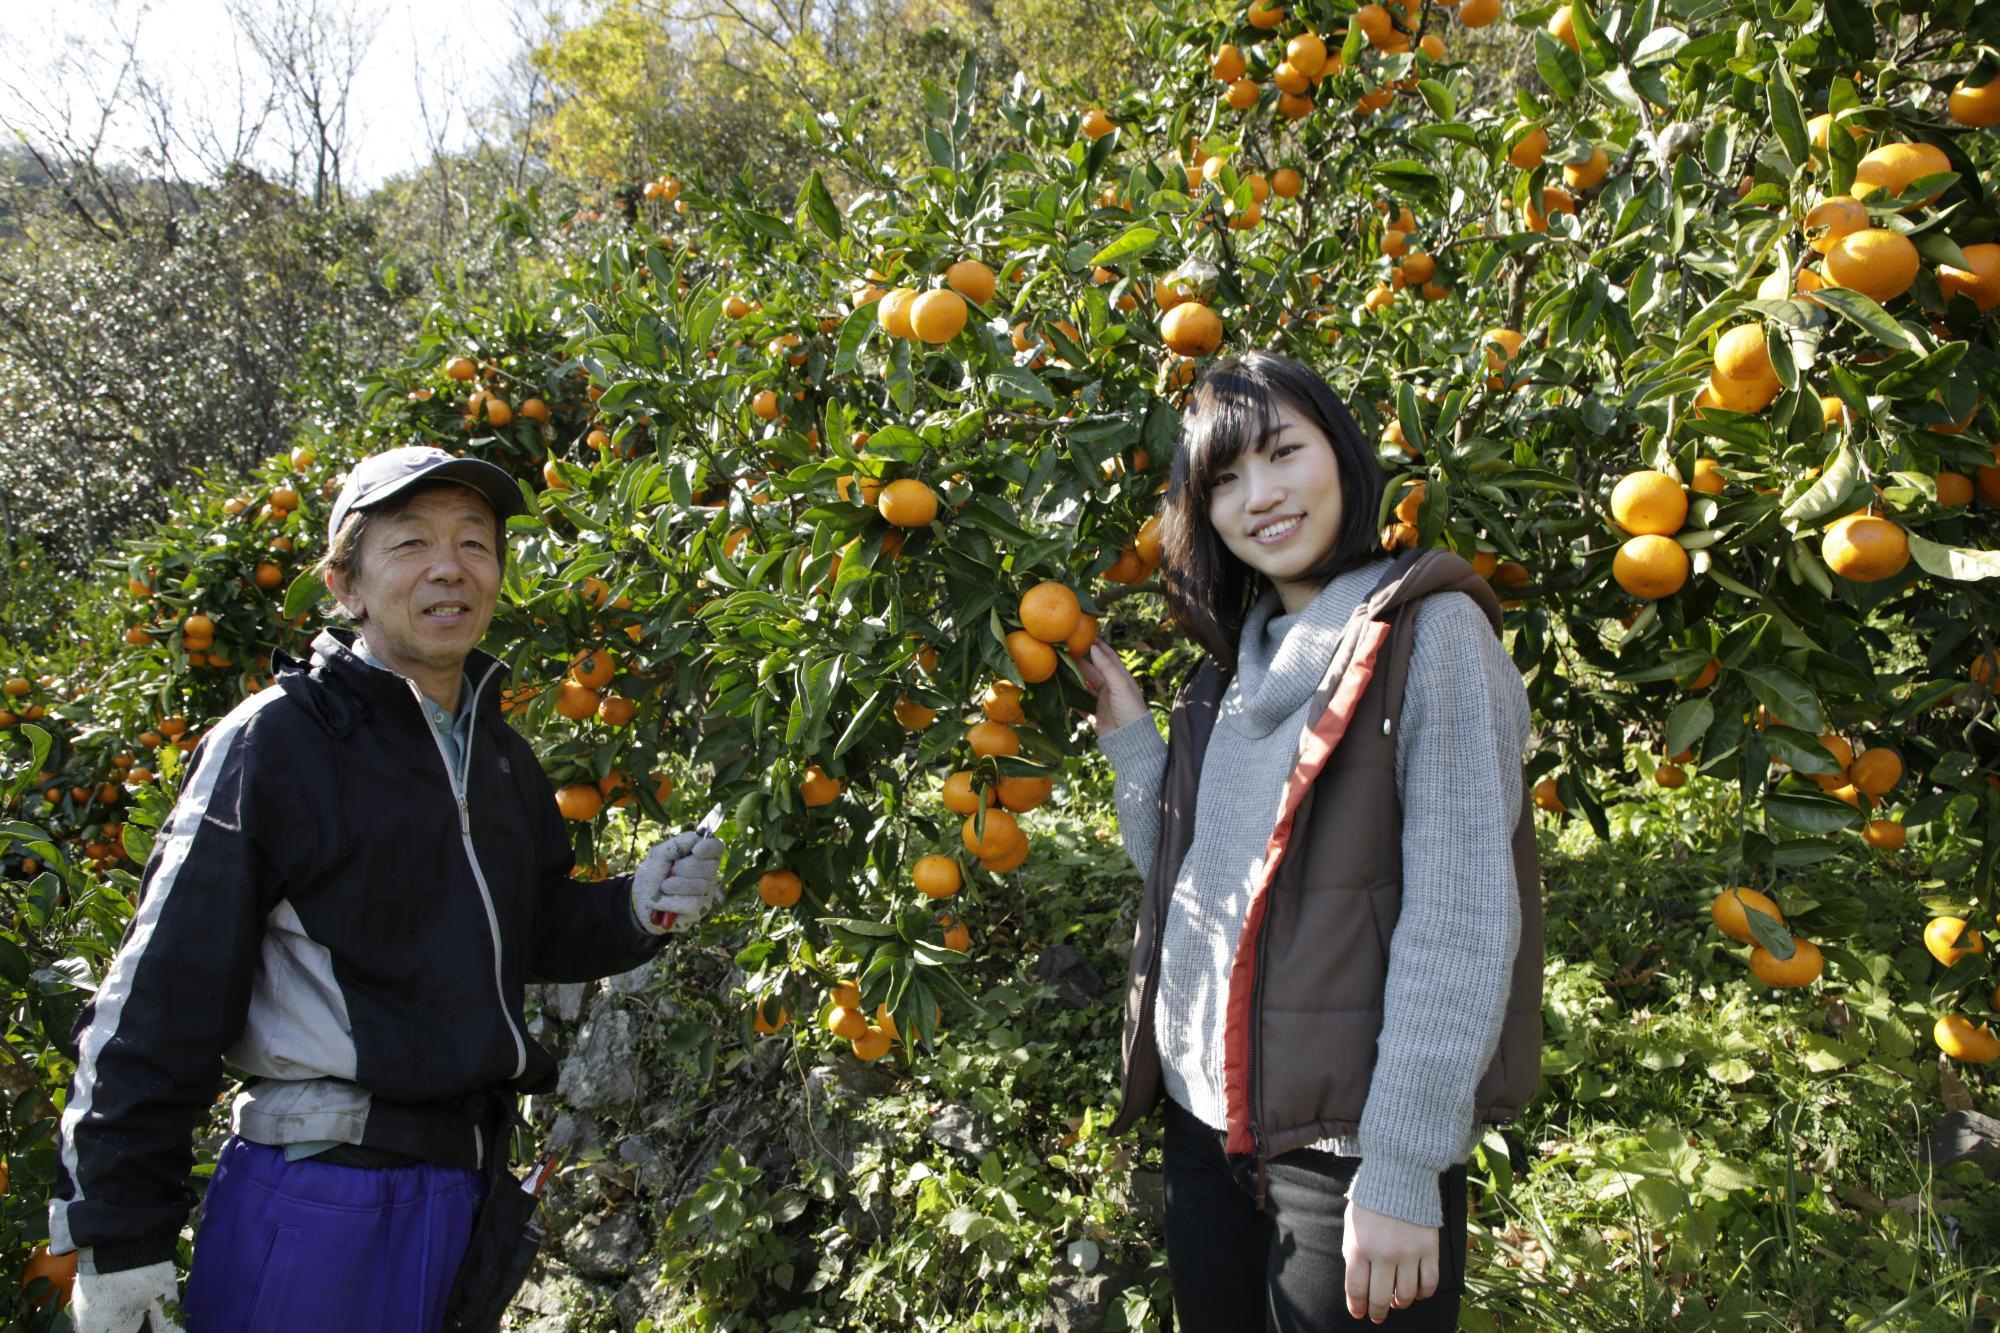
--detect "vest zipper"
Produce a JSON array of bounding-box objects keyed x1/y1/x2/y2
[
  {"x1": 1250, "y1": 897, "x2": 1273, "y2": 1211},
  {"x1": 411, "y1": 661, "x2": 528, "y2": 1083}
]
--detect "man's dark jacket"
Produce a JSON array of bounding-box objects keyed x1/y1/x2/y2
[{"x1": 51, "y1": 629, "x2": 662, "y2": 1272}]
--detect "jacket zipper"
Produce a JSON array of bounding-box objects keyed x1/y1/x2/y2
[
  {"x1": 1249, "y1": 885, "x2": 1273, "y2": 1211},
  {"x1": 412, "y1": 660, "x2": 529, "y2": 1083}
]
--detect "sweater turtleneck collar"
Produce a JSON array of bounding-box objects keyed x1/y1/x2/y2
[{"x1": 1228, "y1": 556, "x2": 1395, "y2": 738}]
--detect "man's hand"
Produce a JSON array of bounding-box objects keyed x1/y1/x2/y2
[
  {"x1": 1342, "y1": 1199, "x2": 1439, "y2": 1323},
  {"x1": 632, "y1": 831, "x2": 726, "y2": 934},
  {"x1": 72, "y1": 1255, "x2": 183, "y2": 1333}
]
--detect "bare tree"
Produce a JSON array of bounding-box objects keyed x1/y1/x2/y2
[{"x1": 228, "y1": 0, "x2": 382, "y2": 210}]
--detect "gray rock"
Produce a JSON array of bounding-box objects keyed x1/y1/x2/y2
[
  {"x1": 557, "y1": 999, "x2": 643, "y2": 1111},
  {"x1": 1046, "y1": 1257, "x2": 1143, "y2": 1332},
  {"x1": 1918, "y1": 1110, "x2": 2000, "y2": 1178},
  {"x1": 1120, "y1": 1170, "x2": 1166, "y2": 1232},
  {"x1": 1031, "y1": 943, "x2": 1105, "y2": 1010},
  {"x1": 547, "y1": 1111, "x2": 600, "y2": 1157},
  {"x1": 925, "y1": 1104, "x2": 996, "y2": 1160},
  {"x1": 616, "y1": 1136, "x2": 671, "y2": 1193},
  {"x1": 612, "y1": 1258, "x2": 675, "y2": 1327},
  {"x1": 605, "y1": 958, "x2": 656, "y2": 995},
  {"x1": 564, "y1": 1209, "x2": 650, "y2": 1280},
  {"x1": 546, "y1": 982, "x2": 590, "y2": 1023}
]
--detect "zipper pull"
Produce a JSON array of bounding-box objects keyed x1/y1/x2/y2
[{"x1": 457, "y1": 793, "x2": 472, "y2": 837}]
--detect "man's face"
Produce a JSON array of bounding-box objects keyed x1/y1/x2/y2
[{"x1": 328, "y1": 486, "x2": 501, "y2": 681}]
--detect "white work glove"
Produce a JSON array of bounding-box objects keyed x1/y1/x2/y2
[
  {"x1": 631, "y1": 830, "x2": 726, "y2": 934},
  {"x1": 72, "y1": 1254, "x2": 183, "y2": 1333}
]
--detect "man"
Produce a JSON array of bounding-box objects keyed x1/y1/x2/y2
[{"x1": 50, "y1": 446, "x2": 723, "y2": 1331}]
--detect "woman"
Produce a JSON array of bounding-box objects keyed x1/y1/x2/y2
[{"x1": 1078, "y1": 352, "x2": 1543, "y2": 1329}]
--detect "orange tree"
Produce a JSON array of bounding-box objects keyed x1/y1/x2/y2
[{"x1": 36, "y1": 0, "x2": 2000, "y2": 1070}]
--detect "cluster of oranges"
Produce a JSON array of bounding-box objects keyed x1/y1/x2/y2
[
  {"x1": 1925, "y1": 916, "x2": 2000, "y2": 1063},
  {"x1": 1710, "y1": 887, "x2": 1823, "y2": 988}
]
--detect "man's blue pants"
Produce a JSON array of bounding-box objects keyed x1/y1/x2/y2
[{"x1": 182, "y1": 1136, "x2": 485, "y2": 1331}]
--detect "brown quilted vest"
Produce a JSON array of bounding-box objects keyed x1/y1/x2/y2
[{"x1": 1109, "y1": 549, "x2": 1544, "y2": 1160}]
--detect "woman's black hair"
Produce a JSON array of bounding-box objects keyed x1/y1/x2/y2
[{"x1": 1158, "y1": 351, "x2": 1385, "y2": 670}]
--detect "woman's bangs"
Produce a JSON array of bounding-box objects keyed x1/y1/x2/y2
[{"x1": 1182, "y1": 366, "x2": 1279, "y2": 501}]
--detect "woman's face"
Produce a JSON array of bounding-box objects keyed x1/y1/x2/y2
[{"x1": 1204, "y1": 399, "x2": 1347, "y2": 613}]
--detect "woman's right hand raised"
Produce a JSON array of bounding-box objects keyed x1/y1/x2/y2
[{"x1": 1075, "y1": 640, "x2": 1149, "y2": 737}]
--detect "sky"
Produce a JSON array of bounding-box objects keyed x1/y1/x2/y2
[{"x1": 0, "y1": 0, "x2": 538, "y2": 188}]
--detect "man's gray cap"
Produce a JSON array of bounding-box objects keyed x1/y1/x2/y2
[{"x1": 328, "y1": 446, "x2": 526, "y2": 543}]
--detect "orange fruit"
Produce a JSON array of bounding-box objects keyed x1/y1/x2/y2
[
  {"x1": 1655, "y1": 764, "x2": 1687, "y2": 789},
  {"x1": 1247, "y1": 0, "x2": 1286, "y2": 29},
  {"x1": 1824, "y1": 228, "x2": 1920, "y2": 303},
  {"x1": 1749, "y1": 938, "x2": 1823, "y2": 987},
  {"x1": 1714, "y1": 325, "x2": 1774, "y2": 384},
  {"x1": 1532, "y1": 778, "x2": 1563, "y2": 812},
  {"x1": 1161, "y1": 302, "x2": 1223, "y2": 357},
  {"x1": 1849, "y1": 747, "x2": 1901, "y2": 796},
  {"x1": 1546, "y1": 3, "x2": 1578, "y2": 48},
  {"x1": 801, "y1": 764, "x2": 845, "y2": 806},
  {"x1": 1481, "y1": 328, "x2": 1524, "y2": 372},
  {"x1": 1080, "y1": 108, "x2": 1115, "y2": 141},
  {"x1": 1862, "y1": 819, "x2": 1905, "y2": 850},
  {"x1": 1612, "y1": 535, "x2": 1690, "y2": 599},
  {"x1": 941, "y1": 770, "x2": 996, "y2": 815},
  {"x1": 980, "y1": 836, "x2": 1030, "y2": 873},
  {"x1": 1212, "y1": 43, "x2": 1247, "y2": 82},
  {"x1": 1948, "y1": 76, "x2": 2000, "y2": 128},
  {"x1": 1937, "y1": 243, "x2": 2000, "y2": 312},
  {"x1": 910, "y1": 289, "x2": 969, "y2": 343},
  {"x1": 253, "y1": 562, "x2": 283, "y2": 590},
  {"x1": 751, "y1": 390, "x2": 780, "y2": 421},
  {"x1": 21, "y1": 1246, "x2": 76, "y2": 1308},
  {"x1": 981, "y1": 680, "x2": 1028, "y2": 724},
  {"x1": 1936, "y1": 472, "x2": 1973, "y2": 507},
  {"x1": 1225, "y1": 79, "x2": 1261, "y2": 112},
  {"x1": 945, "y1": 260, "x2": 996, "y2": 306},
  {"x1": 759, "y1": 870, "x2": 803, "y2": 907},
  {"x1": 554, "y1": 682, "x2": 601, "y2": 720},
  {"x1": 1935, "y1": 1014, "x2": 2000, "y2": 1062},
  {"x1": 1926, "y1": 916, "x2": 1985, "y2": 967},
  {"x1": 752, "y1": 1000, "x2": 789, "y2": 1035},
  {"x1": 851, "y1": 1026, "x2": 893, "y2": 1061},
  {"x1": 1065, "y1": 614, "x2": 1099, "y2": 658},
  {"x1": 570, "y1": 648, "x2": 616, "y2": 689},
  {"x1": 1691, "y1": 458, "x2": 1725, "y2": 495},
  {"x1": 961, "y1": 808, "x2": 1021, "y2": 859},
  {"x1": 967, "y1": 720, "x2": 1021, "y2": 758},
  {"x1": 878, "y1": 478, "x2": 938, "y2": 527},
  {"x1": 997, "y1": 775, "x2": 1052, "y2": 812},
  {"x1": 1705, "y1": 366, "x2": 1779, "y2": 414},
  {"x1": 1019, "y1": 582, "x2": 1082, "y2": 643},
  {"x1": 444, "y1": 356, "x2": 477, "y2": 381},
  {"x1": 1508, "y1": 126, "x2": 1549, "y2": 171},
  {"x1": 555, "y1": 785, "x2": 602, "y2": 821},
  {"x1": 1006, "y1": 630, "x2": 1059, "y2": 684},
  {"x1": 939, "y1": 915, "x2": 972, "y2": 952},
  {"x1": 830, "y1": 980, "x2": 863, "y2": 1009},
  {"x1": 1272, "y1": 168, "x2": 1303, "y2": 199},
  {"x1": 599, "y1": 695, "x2": 638, "y2": 726},
  {"x1": 914, "y1": 855, "x2": 962, "y2": 900},
  {"x1": 1459, "y1": 0, "x2": 1500, "y2": 25},
  {"x1": 1563, "y1": 145, "x2": 1609, "y2": 190},
  {"x1": 878, "y1": 287, "x2": 919, "y2": 337},
  {"x1": 1803, "y1": 196, "x2": 1867, "y2": 255},
  {"x1": 893, "y1": 696, "x2": 936, "y2": 730},
  {"x1": 1609, "y1": 470, "x2": 1688, "y2": 537},
  {"x1": 1711, "y1": 888, "x2": 1784, "y2": 944},
  {"x1": 828, "y1": 1006, "x2": 869, "y2": 1040},
  {"x1": 1851, "y1": 141, "x2": 1952, "y2": 209},
  {"x1": 1821, "y1": 513, "x2": 1908, "y2": 583}
]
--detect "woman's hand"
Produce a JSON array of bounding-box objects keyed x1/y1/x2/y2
[
  {"x1": 1342, "y1": 1199, "x2": 1439, "y2": 1323},
  {"x1": 1074, "y1": 640, "x2": 1149, "y2": 736}
]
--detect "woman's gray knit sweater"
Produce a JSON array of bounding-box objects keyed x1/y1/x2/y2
[{"x1": 1098, "y1": 556, "x2": 1530, "y2": 1229}]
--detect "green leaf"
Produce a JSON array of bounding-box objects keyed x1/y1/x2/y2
[
  {"x1": 1768, "y1": 59, "x2": 1809, "y2": 169},
  {"x1": 834, "y1": 304, "x2": 877, "y2": 376},
  {"x1": 284, "y1": 571, "x2": 329, "y2": 621},
  {"x1": 1535, "y1": 32, "x2": 1583, "y2": 104},
  {"x1": 799, "y1": 169, "x2": 843, "y2": 241},
  {"x1": 1764, "y1": 790, "x2": 1861, "y2": 835},
  {"x1": 988, "y1": 365, "x2": 1056, "y2": 410},
  {"x1": 1418, "y1": 80, "x2": 1455, "y2": 121},
  {"x1": 1780, "y1": 443, "x2": 1860, "y2": 527},
  {"x1": 1664, "y1": 699, "x2": 1714, "y2": 759},
  {"x1": 1741, "y1": 665, "x2": 1825, "y2": 733},
  {"x1": 1908, "y1": 532, "x2": 2000, "y2": 582},
  {"x1": 1811, "y1": 288, "x2": 1923, "y2": 354},
  {"x1": 1760, "y1": 727, "x2": 1843, "y2": 776},
  {"x1": 1089, "y1": 226, "x2": 1161, "y2": 266}
]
